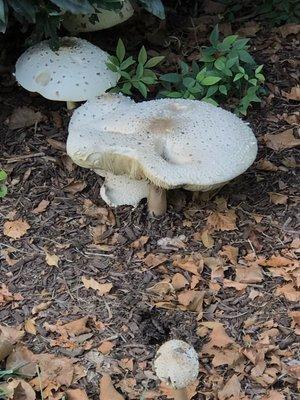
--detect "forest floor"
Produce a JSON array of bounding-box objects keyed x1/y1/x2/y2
[{"x1": 0, "y1": 3, "x2": 299, "y2": 400}]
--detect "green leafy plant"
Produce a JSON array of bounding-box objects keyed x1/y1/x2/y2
[
  {"x1": 107, "y1": 38, "x2": 164, "y2": 98},
  {"x1": 160, "y1": 25, "x2": 265, "y2": 115},
  {"x1": 0, "y1": 169, "x2": 7, "y2": 198}
]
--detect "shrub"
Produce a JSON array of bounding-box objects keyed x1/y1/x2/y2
[
  {"x1": 107, "y1": 38, "x2": 164, "y2": 98},
  {"x1": 160, "y1": 25, "x2": 265, "y2": 115}
]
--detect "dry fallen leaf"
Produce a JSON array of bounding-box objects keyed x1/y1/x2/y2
[
  {"x1": 0, "y1": 283, "x2": 23, "y2": 305},
  {"x1": 160, "y1": 380, "x2": 199, "y2": 399},
  {"x1": 99, "y1": 373, "x2": 125, "y2": 400},
  {"x1": 130, "y1": 236, "x2": 149, "y2": 249},
  {"x1": 264, "y1": 129, "x2": 300, "y2": 151},
  {"x1": 143, "y1": 253, "x2": 168, "y2": 268},
  {"x1": 172, "y1": 254, "x2": 203, "y2": 276},
  {"x1": 193, "y1": 229, "x2": 214, "y2": 248},
  {"x1": 99, "y1": 341, "x2": 115, "y2": 355},
  {"x1": 3, "y1": 219, "x2": 30, "y2": 239},
  {"x1": 208, "y1": 323, "x2": 234, "y2": 348},
  {"x1": 207, "y1": 209, "x2": 237, "y2": 231},
  {"x1": 3, "y1": 378, "x2": 36, "y2": 400},
  {"x1": 276, "y1": 283, "x2": 300, "y2": 302},
  {"x1": 32, "y1": 199, "x2": 50, "y2": 214},
  {"x1": 261, "y1": 390, "x2": 285, "y2": 400},
  {"x1": 31, "y1": 301, "x2": 52, "y2": 315},
  {"x1": 218, "y1": 374, "x2": 241, "y2": 400},
  {"x1": 61, "y1": 317, "x2": 90, "y2": 336},
  {"x1": 64, "y1": 180, "x2": 87, "y2": 194},
  {"x1": 171, "y1": 273, "x2": 189, "y2": 290},
  {"x1": 66, "y1": 388, "x2": 89, "y2": 400},
  {"x1": 44, "y1": 248, "x2": 59, "y2": 267},
  {"x1": 282, "y1": 85, "x2": 300, "y2": 101},
  {"x1": 235, "y1": 264, "x2": 264, "y2": 284},
  {"x1": 0, "y1": 325, "x2": 24, "y2": 361},
  {"x1": 236, "y1": 21, "x2": 261, "y2": 37},
  {"x1": 220, "y1": 245, "x2": 239, "y2": 265},
  {"x1": 7, "y1": 106, "x2": 44, "y2": 130},
  {"x1": 256, "y1": 159, "x2": 278, "y2": 172},
  {"x1": 24, "y1": 318, "x2": 37, "y2": 335},
  {"x1": 269, "y1": 192, "x2": 288, "y2": 205},
  {"x1": 82, "y1": 276, "x2": 113, "y2": 296},
  {"x1": 83, "y1": 200, "x2": 115, "y2": 225},
  {"x1": 277, "y1": 24, "x2": 300, "y2": 38}
]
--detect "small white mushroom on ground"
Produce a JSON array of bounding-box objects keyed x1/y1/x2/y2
[
  {"x1": 154, "y1": 339, "x2": 199, "y2": 400},
  {"x1": 63, "y1": 0, "x2": 134, "y2": 33},
  {"x1": 94, "y1": 170, "x2": 149, "y2": 208},
  {"x1": 66, "y1": 94, "x2": 258, "y2": 215},
  {"x1": 15, "y1": 37, "x2": 118, "y2": 110}
]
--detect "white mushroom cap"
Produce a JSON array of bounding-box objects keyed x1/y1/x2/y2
[
  {"x1": 95, "y1": 170, "x2": 149, "y2": 207},
  {"x1": 67, "y1": 94, "x2": 258, "y2": 192},
  {"x1": 63, "y1": 0, "x2": 134, "y2": 33},
  {"x1": 154, "y1": 340, "x2": 199, "y2": 389},
  {"x1": 15, "y1": 37, "x2": 118, "y2": 102}
]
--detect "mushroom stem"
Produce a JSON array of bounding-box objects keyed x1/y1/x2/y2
[
  {"x1": 67, "y1": 101, "x2": 76, "y2": 110},
  {"x1": 148, "y1": 184, "x2": 167, "y2": 216},
  {"x1": 174, "y1": 388, "x2": 188, "y2": 400}
]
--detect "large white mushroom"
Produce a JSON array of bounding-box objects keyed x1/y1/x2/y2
[
  {"x1": 154, "y1": 340, "x2": 199, "y2": 400},
  {"x1": 66, "y1": 93, "x2": 258, "y2": 215},
  {"x1": 63, "y1": 0, "x2": 134, "y2": 33},
  {"x1": 15, "y1": 37, "x2": 118, "y2": 110}
]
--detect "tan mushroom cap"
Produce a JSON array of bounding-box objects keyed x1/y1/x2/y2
[
  {"x1": 67, "y1": 94, "x2": 258, "y2": 192},
  {"x1": 154, "y1": 340, "x2": 199, "y2": 389},
  {"x1": 15, "y1": 37, "x2": 118, "y2": 102}
]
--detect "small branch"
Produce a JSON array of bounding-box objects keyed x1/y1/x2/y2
[{"x1": 148, "y1": 184, "x2": 167, "y2": 216}]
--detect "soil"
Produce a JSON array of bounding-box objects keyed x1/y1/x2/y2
[{"x1": 0, "y1": 4, "x2": 299, "y2": 400}]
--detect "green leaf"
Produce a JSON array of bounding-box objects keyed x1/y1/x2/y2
[
  {"x1": 255, "y1": 65, "x2": 264, "y2": 74},
  {"x1": 202, "y1": 97, "x2": 219, "y2": 106},
  {"x1": 0, "y1": 169, "x2": 7, "y2": 181},
  {"x1": 106, "y1": 62, "x2": 119, "y2": 73},
  {"x1": 120, "y1": 70, "x2": 131, "y2": 79},
  {"x1": 222, "y1": 35, "x2": 238, "y2": 46},
  {"x1": 233, "y1": 72, "x2": 244, "y2": 82},
  {"x1": 209, "y1": 25, "x2": 219, "y2": 47},
  {"x1": 201, "y1": 76, "x2": 222, "y2": 85},
  {"x1": 248, "y1": 78, "x2": 257, "y2": 86},
  {"x1": 206, "y1": 85, "x2": 218, "y2": 97},
  {"x1": 144, "y1": 56, "x2": 164, "y2": 68},
  {"x1": 120, "y1": 56, "x2": 135, "y2": 70},
  {"x1": 116, "y1": 38, "x2": 126, "y2": 62},
  {"x1": 160, "y1": 90, "x2": 183, "y2": 98},
  {"x1": 143, "y1": 69, "x2": 157, "y2": 78},
  {"x1": 0, "y1": 0, "x2": 6, "y2": 23},
  {"x1": 141, "y1": 76, "x2": 156, "y2": 84},
  {"x1": 256, "y1": 73, "x2": 265, "y2": 82},
  {"x1": 121, "y1": 82, "x2": 132, "y2": 95},
  {"x1": 238, "y1": 50, "x2": 255, "y2": 64},
  {"x1": 180, "y1": 61, "x2": 190, "y2": 75},
  {"x1": 138, "y1": 46, "x2": 147, "y2": 65},
  {"x1": 233, "y1": 38, "x2": 250, "y2": 50},
  {"x1": 219, "y1": 84, "x2": 227, "y2": 95},
  {"x1": 0, "y1": 185, "x2": 7, "y2": 198},
  {"x1": 214, "y1": 58, "x2": 226, "y2": 71},
  {"x1": 138, "y1": 0, "x2": 165, "y2": 19},
  {"x1": 49, "y1": 0, "x2": 94, "y2": 14},
  {"x1": 160, "y1": 73, "x2": 181, "y2": 83},
  {"x1": 136, "y1": 63, "x2": 144, "y2": 79},
  {"x1": 183, "y1": 77, "x2": 196, "y2": 89},
  {"x1": 226, "y1": 57, "x2": 238, "y2": 69},
  {"x1": 8, "y1": 0, "x2": 36, "y2": 22},
  {"x1": 132, "y1": 81, "x2": 148, "y2": 98}
]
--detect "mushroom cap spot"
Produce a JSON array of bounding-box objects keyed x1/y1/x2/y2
[
  {"x1": 66, "y1": 94, "x2": 258, "y2": 190},
  {"x1": 95, "y1": 171, "x2": 149, "y2": 207},
  {"x1": 154, "y1": 339, "x2": 199, "y2": 389},
  {"x1": 15, "y1": 37, "x2": 118, "y2": 102},
  {"x1": 62, "y1": 0, "x2": 134, "y2": 33}
]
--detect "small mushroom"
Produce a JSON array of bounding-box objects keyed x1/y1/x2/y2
[
  {"x1": 154, "y1": 340, "x2": 199, "y2": 400},
  {"x1": 15, "y1": 37, "x2": 118, "y2": 110},
  {"x1": 63, "y1": 0, "x2": 134, "y2": 33},
  {"x1": 66, "y1": 94, "x2": 257, "y2": 216}
]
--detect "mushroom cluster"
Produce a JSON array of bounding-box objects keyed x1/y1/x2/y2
[
  {"x1": 154, "y1": 340, "x2": 199, "y2": 400},
  {"x1": 66, "y1": 93, "x2": 258, "y2": 215},
  {"x1": 15, "y1": 37, "x2": 118, "y2": 110},
  {"x1": 63, "y1": 0, "x2": 134, "y2": 33}
]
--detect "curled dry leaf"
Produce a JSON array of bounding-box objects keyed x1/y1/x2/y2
[
  {"x1": 44, "y1": 248, "x2": 60, "y2": 267},
  {"x1": 130, "y1": 235, "x2": 149, "y2": 249},
  {"x1": 82, "y1": 276, "x2": 113, "y2": 296},
  {"x1": 282, "y1": 85, "x2": 300, "y2": 101},
  {"x1": 31, "y1": 301, "x2": 52, "y2": 315},
  {"x1": 207, "y1": 209, "x2": 237, "y2": 231},
  {"x1": 277, "y1": 24, "x2": 300, "y2": 38},
  {"x1": 83, "y1": 199, "x2": 116, "y2": 225},
  {"x1": 7, "y1": 106, "x2": 44, "y2": 130},
  {"x1": 264, "y1": 129, "x2": 300, "y2": 151},
  {"x1": 193, "y1": 229, "x2": 214, "y2": 248},
  {"x1": 172, "y1": 254, "x2": 203, "y2": 276},
  {"x1": 64, "y1": 180, "x2": 87, "y2": 194},
  {"x1": 3, "y1": 378, "x2": 36, "y2": 400},
  {"x1": 3, "y1": 219, "x2": 30, "y2": 239},
  {"x1": 99, "y1": 373, "x2": 125, "y2": 400},
  {"x1": 24, "y1": 318, "x2": 37, "y2": 335},
  {"x1": 218, "y1": 374, "x2": 241, "y2": 400},
  {"x1": 276, "y1": 283, "x2": 300, "y2": 302},
  {"x1": 268, "y1": 192, "x2": 288, "y2": 205},
  {"x1": 0, "y1": 325, "x2": 24, "y2": 361},
  {"x1": 220, "y1": 245, "x2": 239, "y2": 265},
  {"x1": 256, "y1": 159, "x2": 278, "y2": 172},
  {"x1": 32, "y1": 199, "x2": 50, "y2": 214},
  {"x1": 0, "y1": 283, "x2": 23, "y2": 305}
]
